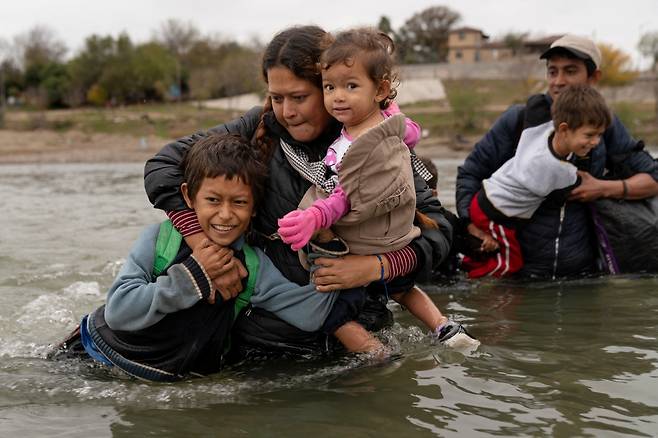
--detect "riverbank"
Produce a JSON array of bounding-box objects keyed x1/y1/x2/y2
[{"x1": 0, "y1": 129, "x2": 472, "y2": 164}]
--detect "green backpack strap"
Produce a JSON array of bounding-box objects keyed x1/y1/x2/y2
[
  {"x1": 233, "y1": 243, "x2": 259, "y2": 321},
  {"x1": 153, "y1": 220, "x2": 183, "y2": 277},
  {"x1": 153, "y1": 220, "x2": 257, "y2": 321}
]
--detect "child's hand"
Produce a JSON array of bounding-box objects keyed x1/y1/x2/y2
[
  {"x1": 193, "y1": 239, "x2": 245, "y2": 303},
  {"x1": 211, "y1": 261, "x2": 247, "y2": 303},
  {"x1": 277, "y1": 208, "x2": 322, "y2": 251},
  {"x1": 467, "y1": 223, "x2": 499, "y2": 253},
  {"x1": 479, "y1": 233, "x2": 499, "y2": 253},
  {"x1": 193, "y1": 239, "x2": 233, "y2": 277}
]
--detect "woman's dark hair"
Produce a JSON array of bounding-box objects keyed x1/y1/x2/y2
[
  {"x1": 183, "y1": 133, "x2": 268, "y2": 207},
  {"x1": 261, "y1": 25, "x2": 328, "y2": 89},
  {"x1": 253, "y1": 25, "x2": 330, "y2": 159},
  {"x1": 321, "y1": 28, "x2": 398, "y2": 109}
]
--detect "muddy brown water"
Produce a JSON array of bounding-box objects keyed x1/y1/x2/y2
[{"x1": 1, "y1": 162, "x2": 656, "y2": 436}]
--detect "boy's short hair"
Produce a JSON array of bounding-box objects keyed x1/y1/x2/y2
[
  {"x1": 551, "y1": 84, "x2": 612, "y2": 131},
  {"x1": 182, "y1": 133, "x2": 268, "y2": 205}
]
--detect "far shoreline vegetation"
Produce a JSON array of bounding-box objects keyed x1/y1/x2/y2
[
  {"x1": 1, "y1": 7, "x2": 657, "y2": 162},
  {"x1": 2, "y1": 78, "x2": 656, "y2": 144}
]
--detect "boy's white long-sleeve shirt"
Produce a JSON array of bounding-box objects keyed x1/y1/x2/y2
[{"x1": 483, "y1": 121, "x2": 578, "y2": 219}]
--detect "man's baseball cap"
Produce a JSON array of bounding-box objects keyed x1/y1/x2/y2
[{"x1": 540, "y1": 34, "x2": 601, "y2": 70}]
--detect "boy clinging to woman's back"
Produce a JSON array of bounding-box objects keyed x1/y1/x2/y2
[{"x1": 463, "y1": 84, "x2": 612, "y2": 278}]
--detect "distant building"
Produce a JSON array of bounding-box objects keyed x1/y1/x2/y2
[
  {"x1": 447, "y1": 27, "x2": 495, "y2": 63},
  {"x1": 447, "y1": 27, "x2": 561, "y2": 64}
]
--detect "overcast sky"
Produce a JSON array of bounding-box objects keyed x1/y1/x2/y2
[{"x1": 2, "y1": 0, "x2": 657, "y2": 68}]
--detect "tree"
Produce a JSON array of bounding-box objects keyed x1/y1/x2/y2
[
  {"x1": 155, "y1": 19, "x2": 200, "y2": 101},
  {"x1": 132, "y1": 42, "x2": 177, "y2": 101},
  {"x1": 186, "y1": 36, "x2": 261, "y2": 100},
  {"x1": 13, "y1": 26, "x2": 69, "y2": 108},
  {"x1": 638, "y1": 31, "x2": 658, "y2": 123},
  {"x1": 67, "y1": 35, "x2": 116, "y2": 106},
  {"x1": 377, "y1": 16, "x2": 395, "y2": 39},
  {"x1": 501, "y1": 31, "x2": 528, "y2": 56},
  {"x1": 597, "y1": 43, "x2": 638, "y2": 87},
  {"x1": 396, "y1": 6, "x2": 461, "y2": 64},
  {"x1": 0, "y1": 38, "x2": 8, "y2": 127},
  {"x1": 90, "y1": 34, "x2": 177, "y2": 105},
  {"x1": 14, "y1": 25, "x2": 66, "y2": 70}
]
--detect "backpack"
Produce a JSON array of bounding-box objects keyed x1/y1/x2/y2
[
  {"x1": 154, "y1": 220, "x2": 258, "y2": 320},
  {"x1": 590, "y1": 148, "x2": 658, "y2": 274}
]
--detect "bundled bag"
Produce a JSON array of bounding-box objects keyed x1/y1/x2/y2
[
  {"x1": 591, "y1": 197, "x2": 658, "y2": 273},
  {"x1": 590, "y1": 144, "x2": 658, "y2": 274}
]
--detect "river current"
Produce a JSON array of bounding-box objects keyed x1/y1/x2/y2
[{"x1": 1, "y1": 161, "x2": 657, "y2": 437}]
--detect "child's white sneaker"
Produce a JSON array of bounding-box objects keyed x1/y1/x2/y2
[{"x1": 432, "y1": 321, "x2": 480, "y2": 353}]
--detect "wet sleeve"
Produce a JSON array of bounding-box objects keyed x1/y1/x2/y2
[
  {"x1": 103, "y1": 224, "x2": 213, "y2": 331},
  {"x1": 249, "y1": 249, "x2": 336, "y2": 332},
  {"x1": 604, "y1": 116, "x2": 658, "y2": 181},
  {"x1": 410, "y1": 169, "x2": 453, "y2": 282}
]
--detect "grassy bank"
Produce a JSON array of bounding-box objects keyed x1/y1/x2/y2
[
  {"x1": 2, "y1": 103, "x2": 241, "y2": 140},
  {"x1": 1, "y1": 79, "x2": 656, "y2": 152}
]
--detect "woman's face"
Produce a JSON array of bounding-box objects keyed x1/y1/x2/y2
[{"x1": 267, "y1": 66, "x2": 332, "y2": 143}]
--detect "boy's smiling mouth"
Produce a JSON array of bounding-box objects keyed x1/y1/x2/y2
[{"x1": 212, "y1": 224, "x2": 237, "y2": 232}]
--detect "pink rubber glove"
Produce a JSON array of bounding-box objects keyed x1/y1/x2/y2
[{"x1": 277, "y1": 207, "x2": 323, "y2": 251}]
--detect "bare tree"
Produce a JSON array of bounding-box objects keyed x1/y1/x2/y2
[
  {"x1": 377, "y1": 15, "x2": 396, "y2": 40},
  {"x1": 501, "y1": 31, "x2": 529, "y2": 56},
  {"x1": 638, "y1": 31, "x2": 658, "y2": 123},
  {"x1": 155, "y1": 19, "x2": 200, "y2": 101},
  {"x1": 13, "y1": 25, "x2": 66, "y2": 70},
  {"x1": 396, "y1": 6, "x2": 461, "y2": 64},
  {"x1": 0, "y1": 38, "x2": 7, "y2": 127}
]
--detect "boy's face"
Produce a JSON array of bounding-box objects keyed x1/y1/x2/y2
[
  {"x1": 546, "y1": 55, "x2": 598, "y2": 101},
  {"x1": 560, "y1": 124, "x2": 605, "y2": 157},
  {"x1": 322, "y1": 59, "x2": 389, "y2": 129},
  {"x1": 182, "y1": 175, "x2": 254, "y2": 247}
]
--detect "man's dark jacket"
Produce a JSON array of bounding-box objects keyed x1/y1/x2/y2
[{"x1": 456, "y1": 94, "x2": 658, "y2": 278}]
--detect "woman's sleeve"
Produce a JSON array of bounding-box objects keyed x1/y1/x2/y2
[
  {"x1": 144, "y1": 106, "x2": 263, "y2": 212},
  {"x1": 408, "y1": 170, "x2": 454, "y2": 283}
]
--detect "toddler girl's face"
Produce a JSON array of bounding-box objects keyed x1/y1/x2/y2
[{"x1": 321, "y1": 59, "x2": 385, "y2": 129}]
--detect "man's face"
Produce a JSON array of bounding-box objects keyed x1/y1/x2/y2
[{"x1": 546, "y1": 55, "x2": 596, "y2": 101}]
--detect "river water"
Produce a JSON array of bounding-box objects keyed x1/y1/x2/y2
[{"x1": 1, "y1": 161, "x2": 657, "y2": 437}]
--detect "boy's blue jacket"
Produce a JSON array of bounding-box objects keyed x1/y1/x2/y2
[
  {"x1": 93, "y1": 224, "x2": 335, "y2": 377},
  {"x1": 456, "y1": 94, "x2": 658, "y2": 277}
]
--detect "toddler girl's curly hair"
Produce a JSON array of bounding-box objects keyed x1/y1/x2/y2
[{"x1": 320, "y1": 28, "x2": 399, "y2": 109}]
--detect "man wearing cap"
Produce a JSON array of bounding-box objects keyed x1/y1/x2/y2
[{"x1": 456, "y1": 34, "x2": 658, "y2": 278}]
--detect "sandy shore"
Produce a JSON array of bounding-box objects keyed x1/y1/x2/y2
[
  {"x1": 0, "y1": 129, "x2": 471, "y2": 165},
  {"x1": 0, "y1": 130, "x2": 169, "y2": 164}
]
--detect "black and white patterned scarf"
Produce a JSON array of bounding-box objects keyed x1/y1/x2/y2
[{"x1": 279, "y1": 139, "x2": 433, "y2": 194}]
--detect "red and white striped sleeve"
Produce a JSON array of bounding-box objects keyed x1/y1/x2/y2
[
  {"x1": 384, "y1": 246, "x2": 418, "y2": 279},
  {"x1": 166, "y1": 209, "x2": 203, "y2": 237}
]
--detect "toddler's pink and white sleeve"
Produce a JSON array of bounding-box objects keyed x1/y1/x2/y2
[{"x1": 383, "y1": 102, "x2": 421, "y2": 148}]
